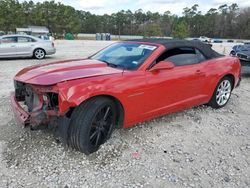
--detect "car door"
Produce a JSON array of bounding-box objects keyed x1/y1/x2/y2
[
  {"x1": 15, "y1": 36, "x2": 35, "y2": 56},
  {"x1": 144, "y1": 47, "x2": 207, "y2": 116},
  {"x1": 0, "y1": 36, "x2": 17, "y2": 57}
]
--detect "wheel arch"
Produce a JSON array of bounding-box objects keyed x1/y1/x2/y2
[
  {"x1": 221, "y1": 74, "x2": 235, "y2": 89},
  {"x1": 66, "y1": 94, "x2": 125, "y2": 128},
  {"x1": 212, "y1": 73, "x2": 236, "y2": 93},
  {"x1": 207, "y1": 73, "x2": 235, "y2": 108}
]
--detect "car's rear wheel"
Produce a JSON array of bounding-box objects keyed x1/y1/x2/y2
[
  {"x1": 68, "y1": 97, "x2": 116, "y2": 154},
  {"x1": 34, "y1": 48, "x2": 45, "y2": 59},
  {"x1": 230, "y1": 50, "x2": 236, "y2": 56},
  {"x1": 208, "y1": 77, "x2": 233, "y2": 108}
]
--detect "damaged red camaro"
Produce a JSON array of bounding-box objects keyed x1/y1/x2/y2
[{"x1": 11, "y1": 39, "x2": 241, "y2": 154}]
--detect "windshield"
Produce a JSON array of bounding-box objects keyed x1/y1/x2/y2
[{"x1": 90, "y1": 42, "x2": 157, "y2": 70}]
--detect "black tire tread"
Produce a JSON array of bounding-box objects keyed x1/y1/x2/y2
[{"x1": 68, "y1": 97, "x2": 115, "y2": 154}]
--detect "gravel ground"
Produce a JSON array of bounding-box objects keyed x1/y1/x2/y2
[{"x1": 0, "y1": 40, "x2": 250, "y2": 188}]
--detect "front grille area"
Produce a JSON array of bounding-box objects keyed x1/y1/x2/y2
[
  {"x1": 14, "y1": 81, "x2": 59, "y2": 112},
  {"x1": 25, "y1": 86, "x2": 40, "y2": 112},
  {"x1": 47, "y1": 92, "x2": 59, "y2": 109},
  {"x1": 14, "y1": 81, "x2": 39, "y2": 112},
  {"x1": 14, "y1": 81, "x2": 26, "y2": 101},
  {"x1": 13, "y1": 81, "x2": 59, "y2": 127}
]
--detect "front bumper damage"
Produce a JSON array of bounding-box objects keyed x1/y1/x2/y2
[
  {"x1": 10, "y1": 91, "x2": 56, "y2": 128},
  {"x1": 10, "y1": 92, "x2": 29, "y2": 126},
  {"x1": 11, "y1": 81, "x2": 60, "y2": 128},
  {"x1": 10, "y1": 83, "x2": 70, "y2": 144}
]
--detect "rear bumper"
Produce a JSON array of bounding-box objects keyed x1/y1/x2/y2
[{"x1": 46, "y1": 48, "x2": 56, "y2": 55}]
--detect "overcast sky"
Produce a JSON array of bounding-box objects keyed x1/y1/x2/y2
[{"x1": 23, "y1": 0, "x2": 250, "y2": 15}]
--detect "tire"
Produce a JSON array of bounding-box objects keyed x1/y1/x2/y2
[
  {"x1": 68, "y1": 97, "x2": 117, "y2": 154},
  {"x1": 33, "y1": 48, "x2": 46, "y2": 59},
  {"x1": 208, "y1": 77, "x2": 233, "y2": 109},
  {"x1": 230, "y1": 50, "x2": 236, "y2": 56}
]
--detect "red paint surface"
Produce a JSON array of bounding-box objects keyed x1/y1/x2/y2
[
  {"x1": 15, "y1": 59, "x2": 123, "y2": 85},
  {"x1": 13, "y1": 42, "x2": 241, "y2": 128}
]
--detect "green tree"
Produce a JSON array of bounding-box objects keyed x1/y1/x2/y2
[
  {"x1": 172, "y1": 20, "x2": 189, "y2": 39},
  {"x1": 144, "y1": 23, "x2": 162, "y2": 37},
  {"x1": 0, "y1": 0, "x2": 22, "y2": 32},
  {"x1": 0, "y1": 1, "x2": 249, "y2": 39}
]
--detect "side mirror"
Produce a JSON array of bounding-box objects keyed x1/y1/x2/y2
[{"x1": 150, "y1": 61, "x2": 175, "y2": 72}]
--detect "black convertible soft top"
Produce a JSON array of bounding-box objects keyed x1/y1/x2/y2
[{"x1": 127, "y1": 39, "x2": 223, "y2": 59}]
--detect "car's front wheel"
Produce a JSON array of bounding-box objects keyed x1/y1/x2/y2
[
  {"x1": 34, "y1": 48, "x2": 46, "y2": 59},
  {"x1": 68, "y1": 97, "x2": 116, "y2": 154},
  {"x1": 208, "y1": 77, "x2": 233, "y2": 108}
]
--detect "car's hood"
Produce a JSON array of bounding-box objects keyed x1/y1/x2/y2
[{"x1": 15, "y1": 59, "x2": 124, "y2": 85}]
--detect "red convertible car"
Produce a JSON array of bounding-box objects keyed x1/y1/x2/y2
[{"x1": 11, "y1": 39, "x2": 241, "y2": 154}]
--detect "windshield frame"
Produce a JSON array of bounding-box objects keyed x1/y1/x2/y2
[{"x1": 89, "y1": 42, "x2": 158, "y2": 71}]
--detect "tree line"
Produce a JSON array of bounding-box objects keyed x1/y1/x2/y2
[{"x1": 0, "y1": 0, "x2": 250, "y2": 39}]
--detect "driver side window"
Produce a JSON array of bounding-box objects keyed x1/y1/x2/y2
[{"x1": 156, "y1": 47, "x2": 206, "y2": 66}]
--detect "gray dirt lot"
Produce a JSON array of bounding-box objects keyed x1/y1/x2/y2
[{"x1": 0, "y1": 40, "x2": 249, "y2": 188}]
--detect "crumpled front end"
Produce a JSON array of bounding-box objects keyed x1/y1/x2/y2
[{"x1": 11, "y1": 80, "x2": 59, "y2": 129}]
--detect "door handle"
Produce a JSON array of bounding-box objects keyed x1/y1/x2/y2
[
  {"x1": 11, "y1": 45, "x2": 16, "y2": 47},
  {"x1": 31, "y1": 44, "x2": 35, "y2": 47}
]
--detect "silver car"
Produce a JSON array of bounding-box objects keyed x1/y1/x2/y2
[{"x1": 0, "y1": 34, "x2": 56, "y2": 59}]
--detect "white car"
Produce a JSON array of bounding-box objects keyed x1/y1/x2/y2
[
  {"x1": 199, "y1": 36, "x2": 211, "y2": 43},
  {"x1": 0, "y1": 34, "x2": 56, "y2": 59}
]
